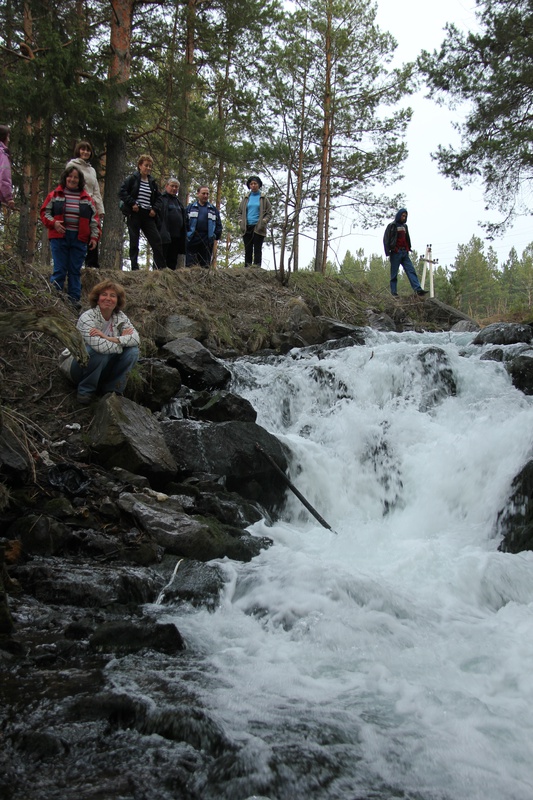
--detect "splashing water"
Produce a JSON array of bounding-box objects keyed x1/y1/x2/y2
[{"x1": 158, "y1": 331, "x2": 533, "y2": 800}]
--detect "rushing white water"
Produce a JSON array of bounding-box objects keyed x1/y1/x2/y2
[{"x1": 163, "y1": 331, "x2": 533, "y2": 800}]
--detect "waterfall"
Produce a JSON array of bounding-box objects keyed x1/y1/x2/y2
[{"x1": 155, "y1": 330, "x2": 533, "y2": 800}]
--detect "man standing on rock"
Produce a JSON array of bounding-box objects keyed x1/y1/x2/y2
[
  {"x1": 186, "y1": 186, "x2": 222, "y2": 268},
  {"x1": 383, "y1": 208, "x2": 427, "y2": 297}
]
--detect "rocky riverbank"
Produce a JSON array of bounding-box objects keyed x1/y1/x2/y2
[{"x1": 2, "y1": 262, "x2": 533, "y2": 798}]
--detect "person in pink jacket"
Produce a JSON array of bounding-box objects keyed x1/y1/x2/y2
[{"x1": 0, "y1": 125, "x2": 15, "y2": 212}]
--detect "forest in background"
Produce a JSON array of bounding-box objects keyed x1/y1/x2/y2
[{"x1": 1, "y1": 0, "x2": 532, "y2": 322}]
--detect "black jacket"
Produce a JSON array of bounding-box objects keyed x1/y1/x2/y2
[
  {"x1": 118, "y1": 172, "x2": 163, "y2": 216},
  {"x1": 383, "y1": 208, "x2": 411, "y2": 256},
  {"x1": 159, "y1": 192, "x2": 187, "y2": 252}
]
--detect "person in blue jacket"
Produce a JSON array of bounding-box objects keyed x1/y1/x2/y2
[
  {"x1": 383, "y1": 208, "x2": 427, "y2": 297},
  {"x1": 186, "y1": 185, "x2": 222, "y2": 268}
]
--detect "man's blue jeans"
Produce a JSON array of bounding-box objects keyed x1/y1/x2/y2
[
  {"x1": 50, "y1": 230, "x2": 87, "y2": 301},
  {"x1": 390, "y1": 250, "x2": 422, "y2": 295},
  {"x1": 72, "y1": 346, "x2": 139, "y2": 399}
]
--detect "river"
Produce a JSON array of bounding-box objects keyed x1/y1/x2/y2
[{"x1": 148, "y1": 330, "x2": 533, "y2": 799}]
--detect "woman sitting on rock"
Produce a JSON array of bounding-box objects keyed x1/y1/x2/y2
[{"x1": 70, "y1": 280, "x2": 140, "y2": 405}]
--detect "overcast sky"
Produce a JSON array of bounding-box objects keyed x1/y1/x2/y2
[{"x1": 289, "y1": 0, "x2": 533, "y2": 272}]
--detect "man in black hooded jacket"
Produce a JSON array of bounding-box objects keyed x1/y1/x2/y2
[{"x1": 383, "y1": 208, "x2": 427, "y2": 297}]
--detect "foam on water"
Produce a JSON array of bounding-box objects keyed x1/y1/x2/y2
[{"x1": 160, "y1": 332, "x2": 533, "y2": 799}]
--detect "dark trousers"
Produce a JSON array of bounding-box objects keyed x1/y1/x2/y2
[
  {"x1": 162, "y1": 237, "x2": 181, "y2": 270},
  {"x1": 126, "y1": 209, "x2": 166, "y2": 270},
  {"x1": 186, "y1": 234, "x2": 213, "y2": 268},
  {"x1": 85, "y1": 241, "x2": 100, "y2": 268},
  {"x1": 243, "y1": 226, "x2": 265, "y2": 266}
]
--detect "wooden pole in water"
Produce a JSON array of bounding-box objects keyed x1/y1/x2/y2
[{"x1": 255, "y1": 443, "x2": 336, "y2": 533}]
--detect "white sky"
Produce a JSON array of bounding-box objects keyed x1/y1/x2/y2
[{"x1": 290, "y1": 0, "x2": 533, "y2": 272}]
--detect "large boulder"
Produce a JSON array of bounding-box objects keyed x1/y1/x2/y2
[
  {"x1": 132, "y1": 359, "x2": 182, "y2": 410},
  {"x1": 417, "y1": 346, "x2": 457, "y2": 410},
  {"x1": 473, "y1": 322, "x2": 533, "y2": 346},
  {"x1": 506, "y1": 353, "x2": 533, "y2": 395},
  {"x1": 153, "y1": 313, "x2": 209, "y2": 346},
  {"x1": 0, "y1": 419, "x2": 32, "y2": 481},
  {"x1": 161, "y1": 419, "x2": 288, "y2": 513},
  {"x1": 88, "y1": 394, "x2": 177, "y2": 481},
  {"x1": 162, "y1": 337, "x2": 231, "y2": 390},
  {"x1": 497, "y1": 460, "x2": 533, "y2": 553},
  {"x1": 117, "y1": 492, "x2": 271, "y2": 562},
  {"x1": 166, "y1": 387, "x2": 257, "y2": 423}
]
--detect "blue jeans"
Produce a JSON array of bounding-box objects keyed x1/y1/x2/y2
[
  {"x1": 50, "y1": 230, "x2": 87, "y2": 301},
  {"x1": 390, "y1": 250, "x2": 421, "y2": 295},
  {"x1": 72, "y1": 345, "x2": 139, "y2": 399}
]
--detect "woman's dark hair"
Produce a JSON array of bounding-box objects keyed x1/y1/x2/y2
[
  {"x1": 0, "y1": 125, "x2": 10, "y2": 144},
  {"x1": 88, "y1": 280, "x2": 126, "y2": 311},
  {"x1": 73, "y1": 140, "x2": 92, "y2": 158},
  {"x1": 59, "y1": 166, "x2": 85, "y2": 191}
]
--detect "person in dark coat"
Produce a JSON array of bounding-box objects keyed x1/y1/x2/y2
[
  {"x1": 159, "y1": 178, "x2": 187, "y2": 270},
  {"x1": 383, "y1": 208, "x2": 427, "y2": 297},
  {"x1": 119, "y1": 154, "x2": 166, "y2": 271}
]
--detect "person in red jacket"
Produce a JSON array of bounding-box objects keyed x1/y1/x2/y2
[{"x1": 40, "y1": 166, "x2": 100, "y2": 309}]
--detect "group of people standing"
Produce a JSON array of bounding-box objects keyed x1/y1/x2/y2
[
  {"x1": 38, "y1": 144, "x2": 273, "y2": 309},
  {"x1": 118, "y1": 157, "x2": 272, "y2": 272}
]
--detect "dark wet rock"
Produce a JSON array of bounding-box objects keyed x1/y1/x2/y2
[
  {"x1": 161, "y1": 419, "x2": 288, "y2": 513},
  {"x1": 417, "y1": 346, "x2": 457, "y2": 410},
  {"x1": 110, "y1": 466, "x2": 151, "y2": 490},
  {"x1": 167, "y1": 482, "x2": 264, "y2": 528},
  {"x1": 0, "y1": 547, "x2": 15, "y2": 636},
  {"x1": 15, "y1": 730, "x2": 70, "y2": 760},
  {"x1": 64, "y1": 620, "x2": 95, "y2": 639},
  {"x1": 8, "y1": 513, "x2": 71, "y2": 556},
  {"x1": 451, "y1": 319, "x2": 480, "y2": 332},
  {"x1": 497, "y1": 460, "x2": 533, "y2": 553},
  {"x1": 156, "y1": 558, "x2": 226, "y2": 608},
  {"x1": 163, "y1": 337, "x2": 231, "y2": 390},
  {"x1": 66, "y1": 527, "x2": 164, "y2": 565},
  {"x1": 366, "y1": 310, "x2": 396, "y2": 331},
  {"x1": 473, "y1": 322, "x2": 533, "y2": 346},
  {"x1": 279, "y1": 318, "x2": 367, "y2": 352},
  {"x1": 506, "y1": 353, "x2": 533, "y2": 395},
  {"x1": 0, "y1": 420, "x2": 32, "y2": 479},
  {"x1": 480, "y1": 347, "x2": 504, "y2": 362},
  {"x1": 290, "y1": 333, "x2": 367, "y2": 360},
  {"x1": 117, "y1": 491, "x2": 271, "y2": 562},
  {"x1": 12, "y1": 559, "x2": 163, "y2": 607},
  {"x1": 88, "y1": 394, "x2": 177, "y2": 480},
  {"x1": 79, "y1": 690, "x2": 234, "y2": 757},
  {"x1": 166, "y1": 387, "x2": 257, "y2": 423},
  {"x1": 423, "y1": 298, "x2": 479, "y2": 331},
  {"x1": 133, "y1": 358, "x2": 183, "y2": 409},
  {"x1": 89, "y1": 620, "x2": 185, "y2": 654},
  {"x1": 154, "y1": 313, "x2": 209, "y2": 346}
]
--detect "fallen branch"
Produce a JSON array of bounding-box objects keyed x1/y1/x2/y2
[{"x1": 255, "y1": 443, "x2": 336, "y2": 533}]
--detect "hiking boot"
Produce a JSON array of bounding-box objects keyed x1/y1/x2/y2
[{"x1": 416, "y1": 289, "x2": 428, "y2": 296}]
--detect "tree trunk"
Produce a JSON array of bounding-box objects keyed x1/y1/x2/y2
[
  {"x1": 100, "y1": 0, "x2": 134, "y2": 270},
  {"x1": 314, "y1": 4, "x2": 332, "y2": 273}
]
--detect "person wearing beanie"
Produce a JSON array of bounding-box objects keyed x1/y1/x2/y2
[
  {"x1": 383, "y1": 208, "x2": 427, "y2": 297},
  {"x1": 238, "y1": 175, "x2": 272, "y2": 268}
]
